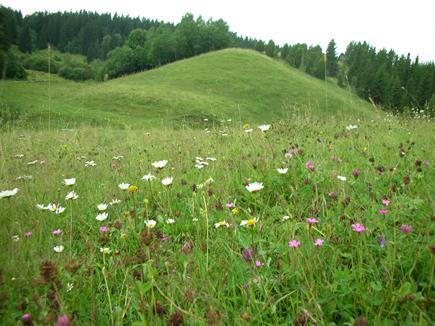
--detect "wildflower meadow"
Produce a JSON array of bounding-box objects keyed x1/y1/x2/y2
[{"x1": 0, "y1": 115, "x2": 434, "y2": 325}]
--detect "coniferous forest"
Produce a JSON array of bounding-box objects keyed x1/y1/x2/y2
[{"x1": 1, "y1": 6, "x2": 434, "y2": 114}]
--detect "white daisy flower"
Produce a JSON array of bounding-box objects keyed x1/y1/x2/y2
[
  {"x1": 16, "y1": 175, "x2": 32, "y2": 181},
  {"x1": 12, "y1": 235, "x2": 20, "y2": 242},
  {"x1": 85, "y1": 161, "x2": 96, "y2": 167},
  {"x1": 258, "y1": 124, "x2": 271, "y2": 132},
  {"x1": 65, "y1": 191, "x2": 79, "y2": 200},
  {"x1": 245, "y1": 182, "x2": 264, "y2": 193},
  {"x1": 141, "y1": 173, "x2": 156, "y2": 181},
  {"x1": 109, "y1": 198, "x2": 121, "y2": 205},
  {"x1": 63, "y1": 178, "x2": 76, "y2": 186},
  {"x1": 96, "y1": 212, "x2": 108, "y2": 221},
  {"x1": 346, "y1": 125, "x2": 358, "y2": 131},
  {"x1": 145, "y1": 219, "x2": 157, "y2": 228},
  {"x1": 15, "y1": 154, "x2": 24, "y2": 158},
  {"x1": 161, "y1": 177, "x2": 173, "y2": 186},
  {"x1": 240, "y1": 218, "x2": 258, "y2": 227},
  {"x1": 118, "y1": 183, "x2": 130, "y2": 190},
  {"x1": 282, "y1": 215, "x2": 290, "y2": 221},
  {"x1": 277, "y1": 168, "x2": 288, "y2": 174},
  {"x1": 337, "y1": 176, "x2": 347, "y2": 181},
  {"x1": 100, "y1": 247, "x2": 112, "y2": 254},
  {"x1": 166, "y1": 218, "x2": 175, "y2": 224},
  {"x1": 55, "y1": 206, "x2": 66, "y2": 215},
  {"x1": 97, "y1": 203, "x2": 108, "y2": 211},
  {"x1": 204, "y1": 177, "x2": 214, "y2": 185},
  {"x1": 214, "y1": 220, "x2": 230, "y2": 228},
  {"x1": 152, "y1": 160, "x2": 168, "y2": 169},
  {"x1": 47, "y1": 203, "x2": 57, "y2": 212},
  {"x1": 53, "y1": 245, "x2": 64, "y2": 253},
  {"x1": 0, "y1": 188, "x2": 19, "y2": 199},
  {"x1": 36, "y1": 204, "x2": 48, "y2": 210}
]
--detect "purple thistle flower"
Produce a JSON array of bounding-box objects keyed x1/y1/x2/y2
[
  {"x1": 22, "y1": 313, "x2": 33, "y2": 325},
  {"x1": 400, "y1": 224, "x2": 412, "y2": 234},
  {"x1": 57, "y1": 315, "x2": 70, "y2": 326},
  {"x1": 305, "y1": 160, "x2": 315, "y2": 171},
  {"x1": 99, "y1": 226, "x2": 109, "y2": 233},
  {"x1": 377, "y1": 235, "x2": 385, "y2": 248},
  {"x1": 242, "y1": 248, "x2": 254, "y2": 262},
  {"x1": 352, "y1": 169, "x2": 360, "y2": 178}
]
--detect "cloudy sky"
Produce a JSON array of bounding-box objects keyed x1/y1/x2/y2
[{"x1": 3, "y1": 0, "x2": 434, "y2": 61}]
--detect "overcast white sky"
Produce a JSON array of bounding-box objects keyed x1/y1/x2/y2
[{"x1": 2, "y1": 0, "x2": 434, "y2": 62}]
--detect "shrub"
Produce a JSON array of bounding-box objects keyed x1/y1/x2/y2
[
  {"x1": 23, "y1": 54, "x2": 59, "y2": 73},
  {"x1": 58, "y1": 59, "x2": 94, "y2": 81},
  {"x1": 0, "y1": 50, "x2": 27, "y2": 79}
]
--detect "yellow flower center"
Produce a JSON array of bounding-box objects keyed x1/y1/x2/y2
[{"x1": 128, "y1": 185, "x2": 138, "y2": 193}]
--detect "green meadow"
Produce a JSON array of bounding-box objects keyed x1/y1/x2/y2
[{"x1": 0, "y1": 49, "x2": 434, "y2": 325}]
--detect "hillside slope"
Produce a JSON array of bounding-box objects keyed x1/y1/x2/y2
[{"x1": 1, "y1": 49, "x2": 374, "y2": 128}]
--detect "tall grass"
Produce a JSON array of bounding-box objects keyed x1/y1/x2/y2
[{"x1": 0, "y1": 114, "x2": 433, "y2": 324}]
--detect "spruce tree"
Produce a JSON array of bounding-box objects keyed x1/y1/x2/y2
[
  {"x1": 326, "y1": 39, "x2": 338, "y2": 77},
  {"x1": 265, "y1": 40, "x2": 276, "y2": 57},
  {"x1": 18, "y1": 24, "x2": 33, "y2": 53}
]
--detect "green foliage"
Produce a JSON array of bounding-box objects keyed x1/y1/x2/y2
[
  {"x1": 174, "y1": 13, "x2": 201, "y2": 58},
  {"x1": 105, "y1": 46, "x2": 136, "y2": 78},
  {"x1": 146, "y1": 25, "x2": 176, "y2": 66},
  {"x1": 18, "y1": 24, "x2": 33, "y2": 53},
  {"x1": 101, "y1": 14, "x2": 233, "y2": 77},
  {"x1": 326, "y1": 39, "x2": 338, "y2": 77},
  {"x1": 127, "y1": 28, "x2": 147, "y2": 49},
  {"x1": 0, "y1": 50, "x2": 26, "y2": 79},
  {"x1": 265, "y1": 40, "x2": 276, "y2": 57},
  {"x1": 58, "y1": 57, "x2": 94, "y2": 81},
  {"x1": 22, "y1": 51, "x2": 59, "y2": 73},
  {"x1": 343, "y1": 42, "x2": 435, "y2": 113},
  {"x1": 255, "y1": 40, "x2": 265, "y2": 52},
  {"x1": 305, "y1": 45, "x2": 325, "y2": 79}
]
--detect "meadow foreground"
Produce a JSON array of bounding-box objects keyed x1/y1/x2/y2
[{"x1": 0, "y1": 115, "x2": 434, "y2": 325}]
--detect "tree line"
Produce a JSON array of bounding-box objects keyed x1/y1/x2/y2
[{"x1": 1, "y1": 5, "x2": 434, "y2": 114}]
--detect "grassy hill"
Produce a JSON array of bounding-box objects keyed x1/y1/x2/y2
[{"x1": 1, "y1": 48, "x2": 374, "y2": 128}]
